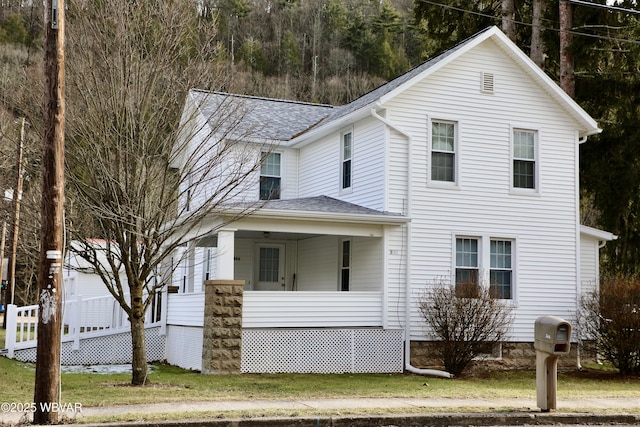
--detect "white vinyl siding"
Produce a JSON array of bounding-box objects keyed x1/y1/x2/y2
[
  {"x1": 383, "y1": 39, "x2": 582, "y2": 341},
  {"x1": 242, "y1": 291, "x2": 383, "y2": 328},
  {"x1": 298, "y1": 117, "x2": 386, "y2": 211},
  {"x1": 297, "y1": 236, "x2": 383, "y2": 292},
  {"x1": 580, "y1": 234, "x2": 600, "y2": 296},
  {"x1": 166, "y1": 292, "x2": 205, "y2": 327}
]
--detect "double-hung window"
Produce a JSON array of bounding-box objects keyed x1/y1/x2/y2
[
  {"x1": 260, "y1": 152, "x2": 281, "y2": 200},
  {"x1": 340, "y1": 239, "x2": 351, "y2": 291},
  {"x1": 455, "y1": 237, "x2": 479, "y2": 297},
  {"x1": 430, "y1": 120, "x2": 457, "y2": 183},
  {"x1": 512, "y1": 129, "x2": 537, "y2": 190},
  {"x1": 490, "y1": 240, "x2": 512, "y2": 299},
  {"x1": 341, "y1": 130, "x2": 352, "y2": 191},
  {"x1": 455, "y1": 236, "x2": 514, "y2": 300}
]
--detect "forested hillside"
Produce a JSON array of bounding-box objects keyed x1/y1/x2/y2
[{"x1": 0, "y1": 0, "x2": 639, "y2": 304}]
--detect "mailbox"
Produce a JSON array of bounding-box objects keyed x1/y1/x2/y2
[
  {"x1": 534, "y1": 315, "x2": 572, "y2": 412},
  {"x1": 534, "y1": 315, "x2": 572, "y2": 355}
]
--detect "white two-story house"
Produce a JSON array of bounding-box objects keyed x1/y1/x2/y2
[{"x1": 165, "y1": 26, "x2": 614, "y2": 374}]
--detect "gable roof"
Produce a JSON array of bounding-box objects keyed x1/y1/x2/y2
[
  {"x1": 290, "y1": 25, "x2": 600, "y2": 145},
  {"x1": 189, "y1": 26, "x2": 600, "y2": 147}
]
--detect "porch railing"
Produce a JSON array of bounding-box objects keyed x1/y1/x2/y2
[
  {"x1": 243, "y1": 291, "x2": 383, "y2": 328},
  {"x1": 4, "y1": 293, "x2": 163, "y2": 358},
  {"x1": 165, "y1": 290, "x2": 384, "y2": 329}
]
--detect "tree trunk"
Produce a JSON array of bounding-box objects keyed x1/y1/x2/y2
[
  {"x1": 530, "y1": 0, "x2": 545, "y2": 68},
  {"x1": 130, "y1": 290, "x2": 148, "y2": 385},
  {"x1": 559, "y1": 0, "x2": 574, "y2": 97},
  {"x1": 502, "y1": 0, "x2": 516, "y2": 42}
]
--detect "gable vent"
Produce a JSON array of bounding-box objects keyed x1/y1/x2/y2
[{"x1": 481, "y1": 72, "x2": 495, "y2": 93}]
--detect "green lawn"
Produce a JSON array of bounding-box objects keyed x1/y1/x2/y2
[{"x1": 0, "y1": 356, "x2": 637, "y2": 408}]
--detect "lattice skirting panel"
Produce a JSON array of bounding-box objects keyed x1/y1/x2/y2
[
  {"x1": 164, "y1": 325, "x2": 203, "y2": 371},
  {"x1": 13, "y1": 327, "x2": 166, "y2": 365},
  {"x1": 241, "y1": 328, "x2": 404, "y2": 374}
]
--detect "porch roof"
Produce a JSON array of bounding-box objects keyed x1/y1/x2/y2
[
  {"x1": 193, "y1": 196, "x2": 407, "y2": 244},
  {"x1": 228, "y1": 196, "x2": 407, "y2": 224}
]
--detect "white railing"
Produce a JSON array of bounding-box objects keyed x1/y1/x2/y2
[{"x1": 5, "y1": 293, "x2": 163, "y2": 358}]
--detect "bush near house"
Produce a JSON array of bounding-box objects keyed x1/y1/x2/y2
[
  {"x1": 419, "y1": 283, "x2": 514, "y2": 377},
  {"x1": 580, "y1": 274, "x2": 640, "y2": 376}
]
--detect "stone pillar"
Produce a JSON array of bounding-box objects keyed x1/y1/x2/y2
[{"x1": 201, "y1": 280, "x2": 244, "y2": 374}]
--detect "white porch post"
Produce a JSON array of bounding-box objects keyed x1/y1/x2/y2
[
  {"x1": 216, "y1": 229, "x2": 236, "y2": 280},
  {"x1": 6, "y1": 304, "x2": 17, "y2": 358}
]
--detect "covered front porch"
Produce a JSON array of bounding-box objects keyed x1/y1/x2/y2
[{"x1": 165, "y1": 196, "x2": 408, "y2": 373}]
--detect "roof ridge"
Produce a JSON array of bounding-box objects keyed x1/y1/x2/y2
[{"x1": 190, "y1": 89, "x2": 334, "y2": 109}]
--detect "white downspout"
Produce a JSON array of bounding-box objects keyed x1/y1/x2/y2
[{"x1": 371, "y1": 107, "x2": 453, "y2": 379}]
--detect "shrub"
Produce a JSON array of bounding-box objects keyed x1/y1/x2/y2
[
  {"x1": 580, "y1": 274, "x2": 640, "y2": 375},
  {"x1": 418, "y1": 283, "x2": 514, "y2": 377}
]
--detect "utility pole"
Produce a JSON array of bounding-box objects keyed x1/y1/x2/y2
[
  {"x1": 33, "y1": 0, "x2": 65, "y2": 424},
  {"x1": 559, "y1": 0, "x2": 575, "y2": 97}
]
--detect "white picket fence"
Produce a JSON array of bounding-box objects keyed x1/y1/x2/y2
[{"x1": 5, "y1": 292, "x2": 165, "y2": 360}]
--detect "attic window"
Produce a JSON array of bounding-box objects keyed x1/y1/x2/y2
[{"x1": 481, "y1": 72, "x2": 495, "y2": 94}]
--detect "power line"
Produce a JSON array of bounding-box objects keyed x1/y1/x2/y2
[
  {"x1": 416, "y1": 0, "x2": 640, "y2": 46},
  {"x1": 567, "y1": 0, "x2": 640, "y2": 15}
]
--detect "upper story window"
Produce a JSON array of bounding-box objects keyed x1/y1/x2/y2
[
  {"x1": 512, "y1": 129, "x2": 537, "y2": 190},
  {"x1": 430, "y1": 120, "x2": 457, "y2": 184},
  {"x1": 260, "y1": 152, "x2": 281, "y2": 200},
  {"x1": 341, "y1": 130, "x2": 352, "y2": 191}
]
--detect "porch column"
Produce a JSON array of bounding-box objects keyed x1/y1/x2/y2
[
  {"x1": 201, "y1": 279, "x2": 245, "y2": 374},
  {"x1": 216, "y1": 229, "x2": 236, "y2": 280}
]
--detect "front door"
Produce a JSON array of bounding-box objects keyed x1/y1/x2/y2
[{"x1": 255, "y1": 244, "x2": 286, "y2": 291}]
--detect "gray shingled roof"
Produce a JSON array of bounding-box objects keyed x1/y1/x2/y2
[
  {"x1": 260, "y1": 195, "x2": 399, "y2": 216},
  {"x1": 191, "y1": 90, "x2": 334, "y2": 142}
]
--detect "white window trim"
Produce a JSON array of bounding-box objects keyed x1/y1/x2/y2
[
  {"x1": 339, "y1": 238, "x2": 351, "y2": 291},
  {"x1": 427, "y1": 116, "x2": 461, "y2": 189},
  {"x1": 340, "y1": 127, "x2": 353, "y2": 194},
  {"x1": 453, "y1": 235, "x2": 481, "y2": 290},
  {"x1": 260, "y1": 150, "x2": 283, "y2": 200},
  {"x1": 452, "y1": 234, "x2": 518, "y2": 302},
  {"x1": 509, "y1": 125, "x2": 541, "y2": 195}
]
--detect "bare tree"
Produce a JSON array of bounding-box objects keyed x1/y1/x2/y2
[
  {"x1": 419, "y1": 282, "x2": 514, "y2": 376},
  {"x1": 64, "y1": 0, "x2": 267, "y2": 385}
]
